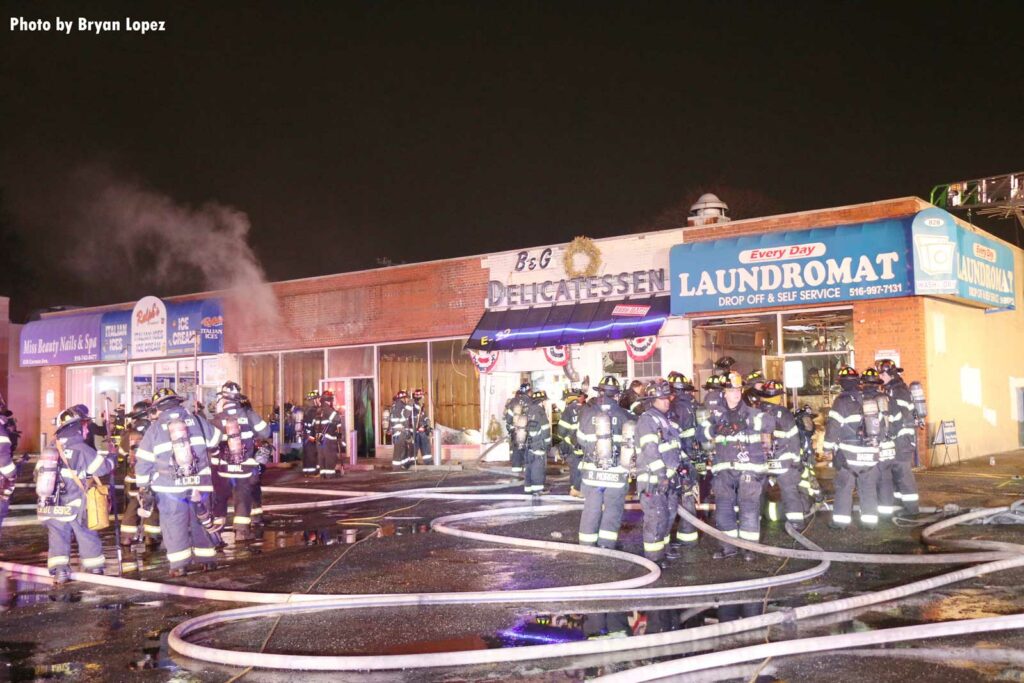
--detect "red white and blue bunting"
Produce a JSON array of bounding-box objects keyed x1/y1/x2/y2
[
  {"x1": 468, "y1": 349, "x2": 499, "y2": 374},
  {"x1": 624, "y1": 336, "x2": 658, "y2": 362},
  {"x1": 543, "y1": 345, "x2": 570, "y2": 367}
]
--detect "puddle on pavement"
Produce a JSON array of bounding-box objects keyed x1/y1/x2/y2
[{"x1": 256, "y1": 522, "x2": 429, "y2": 549}]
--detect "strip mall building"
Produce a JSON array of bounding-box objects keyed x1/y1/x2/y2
[{"x1": 21, "y1": 196, "x2": 1023, "y2": 465}]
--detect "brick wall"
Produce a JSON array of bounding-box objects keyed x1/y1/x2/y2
[
  {"x1": 225, "y1": 257, "x2": 489, "y2": 353},
  {"x1": 852, "y1": 297, "x2": 930, "y2": 465}
]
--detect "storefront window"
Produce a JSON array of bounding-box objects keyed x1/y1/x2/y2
[
  {"x1": 378, "y1": 343, "x2": 428, "y2": 411},
  {"x1": 692, "y1": 315, "x2": 777, "y2": 388},
  {"x1": 602, "y1": 350, "x2": 628, "y2": 377},
  {"x1": 283, "y1": 351, "x2": 324, "y2": 415},
  {"x1": 132, "y1": 363, "x2": 154, "y2": 406},
  {"x1": 782, "y1": 311, "x2": 854, "y2": 354},
  {"x1": 430, "y1": 339, "x2": 480, "y2": 431},
  {"x1": 241, "y1": 354, "x2": 279, "y2": 422},
  {"x1": 632, "y1": 348, "x2": 662, "y2": 380}
]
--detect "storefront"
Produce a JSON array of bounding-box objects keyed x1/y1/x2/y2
[{"x1": 22, "y1": 198, "x2": 1024, "y2": 463}]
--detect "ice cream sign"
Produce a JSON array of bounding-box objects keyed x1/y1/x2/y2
[
  {"x1": 670, "y1": 208, "x2": 1015, "y2": 315},
  {"x1": 670, "y1": 219, "x2": 914, "y2": 314}
]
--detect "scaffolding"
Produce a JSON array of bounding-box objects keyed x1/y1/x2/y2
[{"x1": 930, "y1": 172, "x2": 1024, "y2": 233}]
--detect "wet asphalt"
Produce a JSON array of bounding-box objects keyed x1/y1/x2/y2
[{"x1": 2, "y1": 453, "x2": 1024, "y2": 682}]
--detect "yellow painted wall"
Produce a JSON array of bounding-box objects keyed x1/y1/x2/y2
[{"x1": 923, "y1": 244, "x2": 1024, "y2": 460}]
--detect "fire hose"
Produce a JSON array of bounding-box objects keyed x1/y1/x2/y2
[{"x1": 2, "y1": 481, "x2": 1024, "y2": 674}]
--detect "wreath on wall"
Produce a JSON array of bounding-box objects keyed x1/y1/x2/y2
[{"x1": 563, "y1": 236, "x2": 602, "y2": 278}]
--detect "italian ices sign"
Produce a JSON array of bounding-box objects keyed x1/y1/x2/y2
[{"x1": 670, "y1": 208, "x2": 1016, "y2": 315}]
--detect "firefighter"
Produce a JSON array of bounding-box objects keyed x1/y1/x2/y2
[
  {"x1": 301, "y1": 390, "x2": 321, "y2": 476},
  {"x1": 794, "y1": 404, "x2": 823, "y2": 509},
  {"x1": 557, "y1": 387, "x2": 586, "y2": 497},
  {"x1": 758, "y1": 380, "x2": 807, "y2": 529},
  {"x1": 504, "y1": 382, "x2": 533, "y2": 474},
  {"x1": 708, "y1": 371, "x2": 774, "y2": 560},
  {"x1": 316, "y1": 390, "x2": 345, "y2": 478},
  {"x1": 410, "y1": 389, "x2": 432, "y2": 465},
  {"x1": 120, "y1": 401, "x2": 161, "y2": 549},
  {"x1": 823, "y1": 367, "x2": 882, "y2": 530},
  {"x1": 524, "y1": 389, "x2": 552, "y2": 495},
  {"x1": 36, "y1": 408, "x2": 112, "y2": 583},
  {"x1": 620, "y1": 380, "x2": 645, "y2": 416},
  {"x1": 209, "y1": 382, "x2": 271, "y2": 542},
  {"x1": 667, "y1": 372, "x2": 701, "y2": 549},
  {"x1": 576, "y1": 375, "x2": 633, "y2": 549},
  {"x1": 135, "y1": 388, "x2": 221, "y2": 578},
  {"x1": 876, "y1": 359, "x2": 921, "y2": 515},
  {"x1": 389, "y1": 391, "x2": 414, "y2": 470},
  {"x1": 635, "y1": 380, "x2": 685, "y2": 566},
  {"x1": 0, "y1": 406, "x2": 18, "y2": 545}
]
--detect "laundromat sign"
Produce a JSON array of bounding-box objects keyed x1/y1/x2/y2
[
  {"x1": 669, "y1": 208, "x2": 1016, "y2": 315},
  {"x1": 19, "y1": 296, "x2": 225, "y2": 366}
]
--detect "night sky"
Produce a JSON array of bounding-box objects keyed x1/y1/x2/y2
[{"x1": 2, "y1": 0, "x2": 1022, "y2": 321}]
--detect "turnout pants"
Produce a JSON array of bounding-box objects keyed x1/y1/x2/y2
[
  {"x1": 301, "y1": 441, "x2": 318, "y2": 475},
  {"x1": 413, "y1": 431, "x2": 432, "y2": 463},
  {"x1": 560, "y1": 443, "x2": 582, "y2": 491},
  {"x1": 156, "y1": 492, "x2": 217, "y2": 570},
  {"x1": 878, "y1": 456, "x2": 919, "y2": 515},
  {"x1": 0, "y1": 497, "x2": 7, "y2": 544},
  {"x1": 121, "y1": 493, "x2": 161, "y2": 543},
  {"x1": 251, "y1": 468, "x2": 264, "y2": 523},
  {"x1": 212, "y1": 472, "x2": 256, "y2": 536},
  {"x1": 318, "y1": 439, "x2": 341, "y2": 476},
  {"x1": 509, "y1": 440, "x2": 526, "y2": 474},
  {"x1": 766, "y1": 467, "x2": 806, "y2": 525},
  {"x1": 524, "y1": 448, "x2": 547, "y2": 493},
  {"x1": 640, "y1": 490, "x2": 670, "y2": 560},
  {"x1": 713, "y1": 469, "x2": 765, "y2": 549},
  {"x1": 44, "y1": 514, "x2": 105, "y2": 573},
  {"x1": 392, "y1": 433, "x2": 414, "y2": 469},
  {"x1": 673, "y1": 487, "x2": 699, "y2": 545},
  {"x1": 578, "y1": 482, "x2": 627, "y2": 549},
  {"x1": 832, "y1": 464, "x2": 880, "y2": 527}
]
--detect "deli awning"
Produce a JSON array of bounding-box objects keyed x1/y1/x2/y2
[{"x1": 465, "y1": 296, "x2": 669, "y2": 351}]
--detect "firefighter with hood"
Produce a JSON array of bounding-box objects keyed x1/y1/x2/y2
[
  {"x1": 300, "y1": 390, "x2": 321, "y2": 476},
  {"x1": 410, "y1": 388, "x2": 432, "y2": 465},
  {"x1": 757, "y1": 380, "x2": 807, "y2": 529},
  {"x1": 135, "y1": 388, "x2": 221, "y2": 577},
  {"x1": 0, "y1": 405, "x2": 17, "y2": 544},
  {"x1": 576, "y1": 375, "x2": 633, "y2": 549},
  {"x1": 504, "y1": 382, "x2": 533, "y2": 474},
  {"x1": 209, "y1": 382, "x2": 271, "y2": 542},
  {"x1": 557, "y1": 387, "x2": 587, "y2": 497},
  {"x1": 389, "y1": 390, "x2": 414, "y2": 470},
  {"x1": 523, "y1": 389, "x2": 552, "y2": 495},
  {"x1": 876, "y1": 359, "x2": 922, "y2": 515},
  {"x1": 316, "y1": 390, "x2": 345, "y2": 477},
  {"x1": 36, "y1": 408, "x2": 113, "y2": 583},
  {"x1": 120, "y1": 401, "x2": 162, "y2": 549},
  {"x1": 823, "y1": 367, "x2": 882, "y2": 529},
  {"x1": 708, "y1": 371, "x2": 774, "y2": 560},
  {"x1": 666, "y1": 372, "x2": 701, "y2": 548}
]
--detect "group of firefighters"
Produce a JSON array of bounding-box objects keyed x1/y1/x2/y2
[
  {"x1": 21, "y1": 381, "x2": 276, "y2": 582},
  {"x1": 504, "y1": 356, "x2": 926, "y2": 568}
]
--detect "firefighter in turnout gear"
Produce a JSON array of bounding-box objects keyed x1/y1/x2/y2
[
  {"x1": 824, "y1": 367, "x2": 883, "y2": 529},
  {"x1": 410, "y1": 389, "x2": 432, "y2": 464},
  {"x1": 576, "y1": 375, "x2": 632, "y2": 549},
  {"x1": 120, "y1": 401, "x2": 161, "y2": 548},
  {"x1": 524, "y1": 390, "x2": 551, "y2": 494},
  {"x1": 794, "y1": 404, "x2": 824, "y2": 507},
  {"x1": 389, "y1": 391, "x2": 415, "y2": 469},
  {"x1": 209, "y1": 382, "x2": 271, "y2": 541},
  {"x1": 504, "y1": 383, "x2": 533, "y2": 474},
  {"x1": 758, "y1": 381, "x2": 807, "y2": 529},
  {"x1": 0, "y1": 407, "x2": 17, "y2": 544},
  {"x1": 316, "y1": 390, "x2": 345, "y2": 477},
  {"x1": 557, "y1": 387, "x2": 586, "y2": 497},
  {"x1": 876, "y1": 359, "x2": 921, "y2": 515},
  {"x1": 135, "y1": 388, "x2": 221, "y2": 577},
  {"x1": 301, "y1": 390, "x2": 321, "y2": 475},
  {"x1": 37, "y1": 408, "x2": 112, "y2": 583},
  {"x1": 708, "y1": 371, "x2": 774, "y2": 560},
  {"x1": 620, "y1": 380, "x2": 645, "y2": 416},
  {"x1": 858, "y1": 367, "x2": 899, "y2": 520},
  {"x1": 666, "y1": 372, "x2": 701, "y2": 548}
]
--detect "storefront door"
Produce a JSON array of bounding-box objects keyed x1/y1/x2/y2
[{"x1": 319, "y1": 377, "x2": 375, "y2": 458}]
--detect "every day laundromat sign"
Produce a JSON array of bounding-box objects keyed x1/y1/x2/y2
[{"x1": 669, "y1": 218, "x2": 916, "y2": 315}]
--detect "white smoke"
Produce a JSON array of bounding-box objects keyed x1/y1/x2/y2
[{"x1": 69, "y1": 165, "x2": 283, "y2": 331}]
